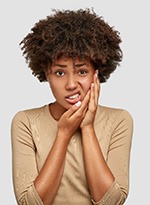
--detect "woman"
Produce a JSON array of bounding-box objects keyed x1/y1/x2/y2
[{"x1": 11, "y1": 9, "x2": 133, "y2": 205}]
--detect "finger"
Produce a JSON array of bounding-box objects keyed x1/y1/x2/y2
[
  {"x1": 70, "y1": 90, "x2": 90, "y2": 120},
  {"x1": 79, "y1": 89, "x2": 90, "y2": 111},
  {"x1": 63, "y1": 90, "x2": 90, "y2": 120},
  {"x1": 63, "y1": 102, "x2": 81, "y2": 118},
  {"x1": 88, "y1": 83, "x2": 96, "y2": 111},
  {"x1": 94, "y1": 70, "x2": 100, "y2": 104}
]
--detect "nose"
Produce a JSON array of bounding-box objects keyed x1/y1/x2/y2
[{"x1": 65, "y1": 74, "x2": 78, "y2": 91}]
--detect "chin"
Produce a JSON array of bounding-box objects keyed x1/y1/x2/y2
[
  {"x1": 57, "y1": 101, "x2": 75, "y2": 111},
  {"x1": 61, "y1": 103, "x2": 71, "y2": 110},
  {"x1": 65, "y1": 103, "x2": 75, "y2": 110}
]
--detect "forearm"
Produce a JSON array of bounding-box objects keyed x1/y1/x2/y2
[
  {"x1": 81, "y1": 126, "x2": 115, "y2": 203},
  {"x1": 34, "y1": 130, "x2": 70, "y2": 204}
]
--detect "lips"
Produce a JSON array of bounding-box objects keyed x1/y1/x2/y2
[{"x1": 65, "y1": 92, "x2": 81, "y2": 104}]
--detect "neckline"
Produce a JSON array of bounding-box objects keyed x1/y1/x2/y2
[
  {"x1": 45, "y1": 104, "x2": 58, "y2": 124},
  {"x1": 45, "y1": 103, "x2": 102, "y2": 124}
]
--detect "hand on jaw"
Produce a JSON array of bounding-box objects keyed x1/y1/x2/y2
[
  {"x1": 57, "y1": 70, "x2": 100, "y2": 140},
  {"x1": 80, "y1": 70, "x2": 100, "y2": 130}
]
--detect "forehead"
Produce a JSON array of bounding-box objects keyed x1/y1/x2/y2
[{"x1": 53, "y1": 56, "x2": 91, "y2": 66}]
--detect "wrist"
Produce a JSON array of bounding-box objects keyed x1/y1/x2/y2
[
  {"x1": 80, "y1": 124, "x2": 94, "y2": 133},
  {"x1": 57, "y1": 129, "x2": 72, "y2": 144}
]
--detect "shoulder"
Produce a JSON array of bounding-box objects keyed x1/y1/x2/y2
[
  {"x1": 97, "y1": 105, "x2": 133, "y2": 126},
  {"x1": 97, "y1": 105, "x2": 134, "y2": 143},
  {"x1": 11, "y1": 105, "x2": 48, "y2": 125}
]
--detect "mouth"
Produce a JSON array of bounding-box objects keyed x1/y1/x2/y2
[{"x1": 65, "y1": 92, "x2": 81, "y2": 104}]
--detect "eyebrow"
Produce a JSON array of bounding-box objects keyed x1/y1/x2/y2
[
  {"x1": 75, "y1": 63, "x2": 87, "y2": 67},
  {"x1": 54, "y1": 63, "x2": 88, "y2": 68},
  {"x1": 54, "y1": 64, "x2": 67, "y2": 68}
]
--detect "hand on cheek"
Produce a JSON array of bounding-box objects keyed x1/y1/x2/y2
[
  {"x1": 58, "y1": 70, "x2": 100, "y2": 136},
  {"x1": 88, "y1": 70, "x2": 100, "y2": 109},
  {"x1": 93, "y1": 70, "x2": 100, "y2": 106},
  {"x1": 80, "y1": 70, "x2": 100, "y2": 129}
]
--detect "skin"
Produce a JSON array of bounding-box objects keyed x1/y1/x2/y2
[{"x1": 34, "y1": 56, "x2": 115, "y2": 205}]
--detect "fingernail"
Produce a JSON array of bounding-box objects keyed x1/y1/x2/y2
[
  {"x1": 91, "y1": 83, "x2": 94, "y2": 88},
  {"x1": 95, "y1": 70, "x2": 98, "y2": 78},
  {"x1": 95, "y1": 70, "x2": 99, "y2": 74},
  {"x1": 75, "y1": 101, "x2": 81, "y2": 107}
]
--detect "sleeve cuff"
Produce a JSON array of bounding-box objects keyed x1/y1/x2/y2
[
  {"x1": 91, "y1": 181, "x2": 126, "y2": 205},
  {"x1": 27, "y1": 183, "x2": 44, "y2": 205}
]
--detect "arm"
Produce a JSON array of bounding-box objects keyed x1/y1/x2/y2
[
  {"x1": 11, "y1": 96, "x2": 90, "y2": 205},
  {"x1": 80, "y1": 73, "x2": 133, "y2": 204},
  {"x1": 12, "y1": 111, "x2": 75, "y2": 205},
  {"x1": 33, "y1": 130, "x2": 69, "y2": 204},
  {"x1": 34, "y1": 96, "x2": 91, "y2": 204},
  {"x1": 81, "y1": 126, "x2": 115, "y2": 202},
  {"x1": 80, "y1": 73, "x2": 115, "y2": 202},
  {"x1": 82, "y1": 110, "x2": 133, "y2": 205},
  {"x1": 11, "y1": 111, "x2": 44, "y2": 205}
]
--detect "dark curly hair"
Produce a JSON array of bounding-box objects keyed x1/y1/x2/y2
[{"x1": 20, "y1": 9, "x2": 123, "y2": 83}]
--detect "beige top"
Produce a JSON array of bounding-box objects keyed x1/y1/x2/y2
[{"x1": 11, "y1": 104, "x2": 133, "y2": 205}]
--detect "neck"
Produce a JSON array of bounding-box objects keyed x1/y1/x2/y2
[{"x1": 49, "y1": 102, "x2": 67, "y2": 121}]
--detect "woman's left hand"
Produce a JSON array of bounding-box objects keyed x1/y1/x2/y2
[{"x1": 80, "y1": 71, "x2": 100, "y2": 130}]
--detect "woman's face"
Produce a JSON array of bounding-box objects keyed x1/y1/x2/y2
[{"x1": 46, "y1": 56, "x2": 95, "y2": 111}]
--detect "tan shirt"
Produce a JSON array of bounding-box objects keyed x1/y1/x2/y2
[{"x1": 11, "y1": 105, "x2": 133, "y2": 205}]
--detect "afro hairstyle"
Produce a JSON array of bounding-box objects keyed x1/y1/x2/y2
[{"x1": 20, "y1": 8, "x2": 123, "y2": 83}]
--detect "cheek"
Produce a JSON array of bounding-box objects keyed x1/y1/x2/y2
[
  {"x1": 48, "y1": 80, "x2": 60, "y2": 96},
  {"x1": 80, "y1": 77, "x2": 93, "y2": 91}
]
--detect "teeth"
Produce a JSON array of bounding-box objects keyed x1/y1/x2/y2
[{"x1": 68, "y1": 94, "x2": 79, "y2": 99}]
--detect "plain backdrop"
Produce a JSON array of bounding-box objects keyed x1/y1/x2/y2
[{"x1": 1, "y1": 0, "x2": 149, "y2": 204}]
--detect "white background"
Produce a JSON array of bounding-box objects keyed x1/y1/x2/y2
[{"x1": 0, "y1": 0, "x2": 149, "y2": 204}]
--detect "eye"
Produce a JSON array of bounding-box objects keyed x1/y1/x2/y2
[
  {"x1": 55, "y1": 70, "x2": 65, "y2": 76},
  {"x1": 79, "y1": 70, "x2": 87, "y2": 75}
]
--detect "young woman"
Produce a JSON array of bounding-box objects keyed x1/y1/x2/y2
[{"x1": 11, "y1": 9, "x2": 133, "y2": 205}]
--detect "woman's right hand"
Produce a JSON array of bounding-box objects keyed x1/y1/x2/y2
[{"x1": 57, "y1": 90, "x2": 90, "y2": 140}]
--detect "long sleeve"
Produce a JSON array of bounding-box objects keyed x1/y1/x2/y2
[
  {"x1": 92, "y1": 109, "x2": 133, "y2": 205},
  {"x1": 11, "y1": 111, "x2": 43, "y2": 205},
  {"x1": 11, "y1": 106, "x2": 133, "y2": 205}
]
